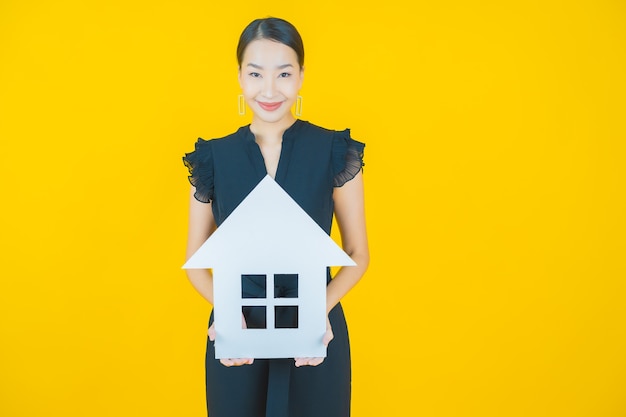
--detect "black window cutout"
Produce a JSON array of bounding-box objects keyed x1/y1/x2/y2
[
  {"x1": 242, "y1": 306, "x2": 266, "y2": 329},
  {"x1": 274, "y1": 274, "x2": 298, "y2": 298},
  {"x1": 274, "y1": 306, "x2": 299, "y2": 329},
  {"x1": 242, "y1": 274, "x2": 266, "y2": 298}
]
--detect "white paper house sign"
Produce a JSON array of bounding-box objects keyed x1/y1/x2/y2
[{"x1": 183, "y1": 175, "x2": 355, "y2": 359}]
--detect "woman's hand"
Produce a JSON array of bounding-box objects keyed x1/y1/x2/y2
[
  {"x1": 294, "y1": 316, "x2": 334, "y2": 367},
  {"x1": 208, "y1": 315, "x2": 254, "y2": 367}
]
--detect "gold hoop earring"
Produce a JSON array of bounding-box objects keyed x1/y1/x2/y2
[
  {"x1": 295, "y1": 95, "x2": 303, "y2": 117},
  {"x1": 238, "y1": 94, "x2": 246, "y2": 115}
]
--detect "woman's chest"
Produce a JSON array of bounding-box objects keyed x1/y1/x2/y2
[{"x1": 210, "y1": 136, "x2": 335, "y2": 231}]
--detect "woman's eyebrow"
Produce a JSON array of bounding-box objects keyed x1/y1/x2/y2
[{"x1": 247, "y1": 63, "x2": 294, "y2": 70}]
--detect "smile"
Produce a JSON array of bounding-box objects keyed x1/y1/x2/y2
[{"x1": 258, "y1": 101, "x2": 283, "y2": 111}]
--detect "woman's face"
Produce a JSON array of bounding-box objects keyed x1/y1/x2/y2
[{"x1": 238, "y1": 39, "x2": 304, "y2": 125}]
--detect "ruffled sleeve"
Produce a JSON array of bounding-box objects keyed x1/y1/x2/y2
[
  {"x1": 331, "y1": 129, "x2": 365, "y2": 187},
  {"x1": 182, "y1": 138, "x2": 214, "y2": 203}
]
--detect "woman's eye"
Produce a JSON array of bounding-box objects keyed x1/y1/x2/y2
[
  {"x1": 249, "y1": 72, "x2": 261, "y2": 78},
  {"x1": 279, "y1": 72, "x2": 291, "y2": 78}
]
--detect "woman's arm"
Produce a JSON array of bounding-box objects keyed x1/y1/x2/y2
[
  {"x1": 326, "y1": 169, "x2": 370, "y2": 313},
  {"x1": 185, "y1": 188, "x2": 254, "y2": 366},
  {"x1": 185, "y1": 186, "x2": 217, "y2": 304},
  {"x1": 295, "y1": 170, "x2": 369, "y2": 367}
]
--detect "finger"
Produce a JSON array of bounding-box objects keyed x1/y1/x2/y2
[
  {"x1": 295, "y1": 357, "x2": 314, "y2": 367},
  {"x1": 233, "y1": 358, "x2": 254, "y2": 366},
  {"x1": 294, "y1": 357, "x2": 309, "y2": 367},
  {"x1": 322, "y1": 329, "x2": 334, "y2": 347},
  {"x1": 308, "y1": 357, "x2": 324, "y2": 366},
  {"x1": 220, "y1": 358, "x2": 234, "y2": 367},
  {"x1": 294, "y1": 357, "x2": 324, "y2": 367},
  {"x1": 323, "y1": 317, "x2": 334, "y2": 347},
  {"x1": 208, "y1": 325, "x2": 216, "y2": 341},
  {"x1": 222, "y1": 357, "x2": 254, "y2": 367}
]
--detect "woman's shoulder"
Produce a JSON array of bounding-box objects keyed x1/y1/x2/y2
[
  {"x1": 298, "y1": 120, "x2": 341, "y2": 137},
  {"x1": 298, "y1": 120, "x2": 361, "y2": 141},
  {"x1": 195, "y1": 125, "x2": 249, "y2": 147},
  {"x1": 182, "y1": 125, "x2": 250, "y2": 203},
  {"x1": 298, "y1": 120, "x2": 364, "y2": 148},
  {"x1": 296, "y1": 120, "x2": 365, "y2": 186}
]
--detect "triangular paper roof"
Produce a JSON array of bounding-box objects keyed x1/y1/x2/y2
[{"x1": 183, "y1": 175, "x2": 355, "y2": 270}]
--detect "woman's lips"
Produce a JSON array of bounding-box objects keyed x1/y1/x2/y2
[{"x1": 258, "y1": 101, "x2": 283, "y2": 111}]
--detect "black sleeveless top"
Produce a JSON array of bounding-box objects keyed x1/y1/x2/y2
[{"x1": 182, "y1": 119, "x2": 365, "y2": 233}]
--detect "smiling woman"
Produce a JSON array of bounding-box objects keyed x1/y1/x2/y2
[
  {"x1": 182, "y1": 17, "x2": 369, "y2": 417},
  {"x1": 238, "y1": 38, "x2": 304, "y2": 153}
]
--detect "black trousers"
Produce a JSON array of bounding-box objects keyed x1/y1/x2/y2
[{"x1": 205, "y1": 303, "x2": 351, "y2": 417}]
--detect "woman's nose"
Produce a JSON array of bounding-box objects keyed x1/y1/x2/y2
[{"x1": 262, "y1": 78, "x2": 276, "y2": 98}]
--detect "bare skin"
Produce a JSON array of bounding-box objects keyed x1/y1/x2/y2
[{"x1": 184, "y1": 39, "x2": 369, "y2": 367}]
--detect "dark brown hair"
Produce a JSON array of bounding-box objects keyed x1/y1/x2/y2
[{"x1": 236, "y1": 17, "x2": 304, "y2": 68}]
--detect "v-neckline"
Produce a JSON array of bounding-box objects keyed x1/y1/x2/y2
[{"x1": 244, "y1": 119, "x2": 302, "y2": 183}]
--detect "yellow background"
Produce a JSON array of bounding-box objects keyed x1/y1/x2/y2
[{"x1": 1, "y1": 1, "x2": 625, "y2": 416}]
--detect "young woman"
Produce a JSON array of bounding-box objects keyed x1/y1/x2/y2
[{"x1": 183, "y1": 17, "x2": 369, "y2": 417}]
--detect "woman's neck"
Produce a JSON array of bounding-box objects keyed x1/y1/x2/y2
[{"x1": 250, "y1": 115, "x2": 297, "y2": 144}]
